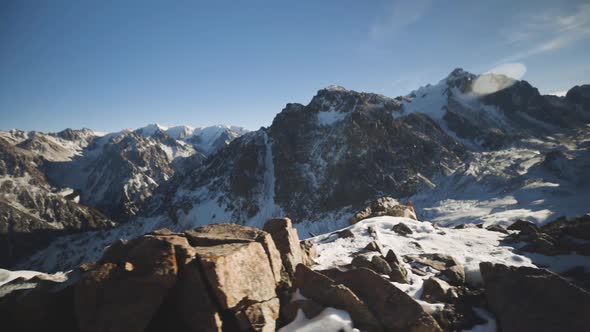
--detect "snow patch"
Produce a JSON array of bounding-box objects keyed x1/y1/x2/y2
[
  {"x1": 279, "y1": 308, "x2": 358, "y2": 332},
  {"x1": 317, "y1": 110, "x2": 348, "y2": 126}
]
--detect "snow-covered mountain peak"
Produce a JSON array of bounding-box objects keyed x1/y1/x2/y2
[
  {"x1": 324, "y1": 85, "x2": 348, "y2": 92},
  {"x1": 308, "y1": 85, "x2": 402, "y2": 123},
  {"x1": 134, "y1": 123, "x2": 168, "y2": 137},
  {"x1": 164, "y1": 125, "x2": 195, "y2": 140}
]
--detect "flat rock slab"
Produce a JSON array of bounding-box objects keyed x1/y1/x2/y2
[
  {"x1": 405, "y1": 253, "x2": 460, "y2": 271},
  {"x1": 263, "y1": 218, "x2": 304, "y2": 278},
  {"x1": 186, "y1": 223, "x2": 283, "y2": 284},
  {"x1": 480, "y1": 262, "x2": 590, "y2": 332},
  {"x1": 196, "y1": 242, "x2": 278, "y2": 310},
  {"x1": 293, "y1": 264, "x2": 383, "y2": 332}
]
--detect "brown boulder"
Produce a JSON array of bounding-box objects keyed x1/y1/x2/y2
[
  {"x1": 440, "y1": 265, "x2": 465, "y2": 286},
  {"x1": 300, "y1": 239, "x2": 318, "y2": 266},
  {"x1": 406, "y1": 253, "x2": 460, "y2": 271},
  {"x1": 185, "y1": 223, "x2": 283, "y2": 284},
  {"x1": 263, "y1": 218, "x2": 304, "y2": 279},
  {"x1": 328, "y1": 268, "x2": 442, "y2": 332},
  {"x1": 392, "y1": 222, "x2": 413, "y2": 235},
  {"x1": 234, "y1": 298, "x2": 280, "y2": 332},
  {"x1": 175, "y1": 261, "x2": 224, "y2": 331},
  {"x1": 351, "y1": 255, "x2": 374, "y2": 270},
  {"x1": 385, "y1": 250, "x2": 409, "y2": 284},
  {"x1": 196, "y1": 242, "x2": 278, "y2": 310},
  {"x1": 293, "y1": 264, "x2": 382, "y2": 332},
  {"x1": 350, "y1": 197, "x2": 417, "y2": 224},
  {"x1": 485, "y1": 224, "x2": 508, "y2": 234},
  {"x1": 542, "y1": 214, "x2": 590, "y2": 240},
  {"x1": 76, "y1": 236, "x2": 179, "y2": 332},
  {"x1": 480, "y1": 262, "x2": 590, "y2": 332},
  {"x1": 364, "y1": 240, "x2": 385, "y2": 255},
  {"x1": 331, "y1": 229, "x2": 355, "y2": 239},
  {"x1": 371, "y1": 255, "x2": 393, "y2": 275},
  {"x1": 421, "y1": 277, "x2": 455, "y2": 303},
  {"x1": 507, "y1": 219, "x2": 538, "y2": 232}
]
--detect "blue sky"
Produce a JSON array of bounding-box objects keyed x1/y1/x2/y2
[{"x1": 1, "y1": 0, "x2": 589, "y2": 132}]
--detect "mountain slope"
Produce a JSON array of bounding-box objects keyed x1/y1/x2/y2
[
  {"x1": 42, "y1": 124, "x2": 248, "y2": 220},
  {"x1": 12, "y1": 69, "x2": 590, "y2": 272},
  {"x1": 144, "y1": 69, "x2": 589, "y2": 230},
  {"x1": 0, "y1": 133, "x2": 114, "y2": 267}
]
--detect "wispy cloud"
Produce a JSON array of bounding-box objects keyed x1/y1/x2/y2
[
  {"x1": 500, "y1": 4, "x2": 590, "y2": 62},
  {"x1": 368, "y1": 0, "x2": 432, "y2": 42}
]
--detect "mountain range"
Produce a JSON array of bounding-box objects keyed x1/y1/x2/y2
[{"x1": 1, "y1": 68, "x2": 589, "y2": 272}]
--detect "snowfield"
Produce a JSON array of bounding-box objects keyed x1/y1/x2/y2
[
  {"x1": 311, "y1": 217, "x2": 534, "y2": 286},
  {"x1": 297, "y1": 216, "x2": 589, "y2": 331}
]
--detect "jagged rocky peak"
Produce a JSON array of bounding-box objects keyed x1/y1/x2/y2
[
  {"x1": 133, "y1": 123, "x2": 168, "y2": 137},
  {"x1": 165, "y1": 125, "x2": 195, "y2": 139},
  {"x1": 158, "y1": 83, "x2": 466, "y2": 227},
  {"x1": 309, "y1": 85, "x2": 402, "y2": 118},
  {"x1": 443, "y1": 67, "x2": 478, "y2": 92},
  {"x1": 54, "y1": 127, "x2": 96, "y2": 143},
  {"x1": 566, "y1": 84, "x2": 590, "y2": 108}
]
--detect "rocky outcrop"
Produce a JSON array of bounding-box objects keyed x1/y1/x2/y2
[
  {"x1": 405, "y1": 253, "x2": 465, "y2": 286},
  {"x1": 504, "y1": 214, "x2": 590, "y2": 256},
  {"x1": 350, "y1": 197, "x2": 418, "y2": 224},
  {"x1": 0, "y1": 221, "x2": 316, "y2": 332},
  {"x1": 326, "y1": 268, "x2": 442, "y2": 332},
  {"x1": 392, "y1": 222, "x2": 413, "y2": 235},
  {"x1": 480, "y1": 262, "x2": 590, "y2": 332},
  {"x1": 263, "y1": 217, "x2": 304, "y2": 282},
  {"x1": 184, "y1": 223, "x2": 283, "y2": 284},
  {"x1": 293, "y1": 264, "x2": 383, "y2": 332},
  {"x1": 421, "y1": 277, "x2": 455, "y2": 303}
]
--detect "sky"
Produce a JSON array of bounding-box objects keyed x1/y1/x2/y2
[{"x1": 1, "y1": 0, "x2": 589, "y2": 132}]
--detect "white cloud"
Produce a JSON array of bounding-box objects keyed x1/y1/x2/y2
[
  {"x1": 471, "y1": 63, "x2": 526, "y2": 95},
  {"x1": 500, "y1": 4, "x2": 590, "y2": 62},
  {"x1": 368, "y1": 0, "x2": 432, "y2": 42},
  {"x1": 485, "y1": 63, "x2": 527, "y2": 80}
]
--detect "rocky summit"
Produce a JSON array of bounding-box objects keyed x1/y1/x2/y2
[
  {"x1": 2, "y1": 213, "x2": 590, "y2": 331},
  {"x1": 1, "y1": 68, "x2": 589, "y2": 331}
]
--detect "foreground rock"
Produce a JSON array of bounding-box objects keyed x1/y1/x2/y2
[
  {"x1": 405, "y1": 253, "x2": 465, "y2": 286},
  {"x1": 294, "y1": 264, "x2": 383, "y2": 332},
  {"x1": 325, "y1": 267, "x2": 442, "y2": 332},
  {"x1": 0, "y1": 221, "x2": 314, "y2": 332},
  {"x1": 480, "y1": 262, "x2": 590, "y2": 332},
  {"x1": 350, "y1": 197, "x2": 417, "y2": 224},
  {"x1": 263, "y1": 217, "x2": 304, "y2": 282},
  {"x1": 505, "y1": 215, "x2": 590, "y2": 256}
]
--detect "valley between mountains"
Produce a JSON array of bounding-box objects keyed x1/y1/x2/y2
[{"x1": 1, "y1": 68, "x2": 589, "y2": 331}]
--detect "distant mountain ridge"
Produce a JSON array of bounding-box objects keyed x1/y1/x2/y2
[
  {"x1": 2, "y1": 68, "x2": 590, "y2": 272},
  {"x1": 0, "y1": 124, "x2": 248, "y2": 266}
]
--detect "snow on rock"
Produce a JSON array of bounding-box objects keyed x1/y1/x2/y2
[
  {"x1": 134, "y1": 123, "x2": 168, "y2": 137},
  {"x1": 311, "y1": 216, "x2": 534, "y2": 287},
  {"x1": 189, "y1": 125, "x2": 249, "y2": 155},
  {"x1": 165, "y1": 125, "x2": 195, "y2": 139},
  {"x1": 0, "y1": 268, "x2": 66, "y2": 287},
  {"x1": 464, "y1": 308, "x2": 497, "y2": 332},
  {"x1": 279, "y1": 308, "x2": 359, "y2": 332},
  {"x1": 410, "y1": 129, "x2": 590, "y2": 228},
  {"x1": 317, "y1": 110, "x2": 348, "y2": 126}
]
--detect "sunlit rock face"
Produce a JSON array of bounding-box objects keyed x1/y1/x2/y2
[
  {"x1": 147, "y1": 85, "x2": 466, "y2": 227},
  {"x1": 143, "y1": 68, "x2": 590, "y2": 229}
]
